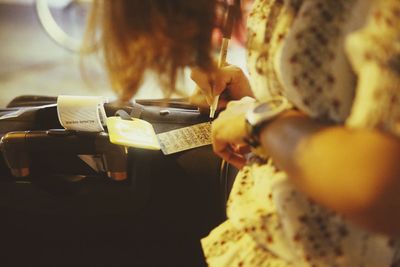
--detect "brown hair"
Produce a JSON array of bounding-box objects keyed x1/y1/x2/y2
[{"x1": 83, "y1": 0, "x2": 219, "y2": 101}]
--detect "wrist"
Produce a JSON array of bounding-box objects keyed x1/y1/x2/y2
[
  {"x1": 258, "y1": 109, "x2": 303, "y2": 137},
  {"x1": 244, "y1": 97, "x2": 293, "y2": 148},
  {"x1": 260, "y1": 109, "x2": 316, "y2": 162}
]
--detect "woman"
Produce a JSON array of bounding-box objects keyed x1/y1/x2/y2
[
  {"x1": 196, "y1": 0, "x2": 400, "y2": 265},
  {"x1": 85, "y1": 0, "x2": 400, "y2": 266}
]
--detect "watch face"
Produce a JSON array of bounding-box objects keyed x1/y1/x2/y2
[
  {"x1": 246, "y1": 97, "x2": 290, "y2": 127},
  {"x1": 253, "y1": 99, "x2": 284, "y2": 114}
]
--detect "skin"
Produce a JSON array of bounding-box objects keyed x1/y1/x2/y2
[
  {"x1": 191, "y1": 66, "x2": 400, "y2": 236},
  {"x1": 189, "y1": 65, "x2": 254, "y2": 111},
  {"x1": 261, "y1": 110, "x2": 400, "y2": 235}
]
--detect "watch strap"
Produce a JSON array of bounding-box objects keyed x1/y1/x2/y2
[{"x1": 244, "y1": 97, "x2": 291, "y2": 148}]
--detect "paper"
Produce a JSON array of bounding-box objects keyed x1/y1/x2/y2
[
  {"x1": 57, "y1": 95, "x2": 108, "y2": 132},
  {"x1": 157, "y1": 122, "x2": 212, "y2": 155},
  {"x1": 107, "y1": 116, "x2": 160, "y2": 150},
  {"x1": 107, "y1": 118, "x2": 212, "y2": 154}
]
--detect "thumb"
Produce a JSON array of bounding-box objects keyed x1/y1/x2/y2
[{"x1": 212, "y1": 72, "x2": 231, "y2": 96}]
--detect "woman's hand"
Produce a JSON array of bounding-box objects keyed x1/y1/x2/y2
[
  {"x1": 211, "y1": 96, "x2": 256, "y2": 169},
  {"x1": 189, "y1": 65, "x2": 254, "y2": 111}
]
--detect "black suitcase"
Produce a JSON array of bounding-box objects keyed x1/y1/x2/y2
[{"x1": 0, "y1": 95, "x2": 236, "y2": 266}]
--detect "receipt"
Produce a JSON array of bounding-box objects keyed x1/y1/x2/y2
[
  {"x1": 157, "y1": 122, "x2": 212, "y2": 155},
  {"x1": 57, "y1": 95, "x2": 108, "y2": 132}
]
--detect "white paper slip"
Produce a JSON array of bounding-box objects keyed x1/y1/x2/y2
[
  {"x1": 57, "y1": 95, "x2": 108, "y2": 132},
  {"x1": 157, "y1": 122, "x2": 212, "y2": 155}
]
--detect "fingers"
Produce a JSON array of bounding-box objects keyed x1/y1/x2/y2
[
  {"x1": 212, "y1": 70, "x2": 232, "y2": 96},
  {"x1": 210, "y1": 96, "x2": 258, "y2": 168},
  {"x1": 189, "y1": 87, "x2": 211, "y2": 108},
  {"x1": 232, "y1": 144, "x2": 251, "y2": 155},
  {"x1": 190, "y1": 68, "x2": 213, "y2": 103},
  {"x1": 190, "y1": 65, "x2": 252, "y2": 104},
  {"x1": 226, "y1": 96, "x2": 256, "y2": 109},
  {"x1": 213, "y1": 141, "x2": 247, "y2": 169},
  {"x1": 226, "y1": 99, "x2": 239, "y2": 109},
  {"x1": 216, "y1": 66, "x2": 254, "y2": 99},
  {"x1": 190, "y1": 88, "x2": 228, "y2": 112},
  {"x1": 212, "y1": 123, "x2": 247, "y2": 169}
]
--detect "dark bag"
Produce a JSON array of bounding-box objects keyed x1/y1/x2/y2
[{"x1": 0, "y1": 95, "x2": 236, "y2": 266}]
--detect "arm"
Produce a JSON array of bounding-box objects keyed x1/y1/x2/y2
[
  {"x1": 261, "y1": 110, "x2": 400, "y2": 235},
  {"x1": 261, "y1": 0, "x2": 400, "y2": 235},
  {"x1": 210, "y1": 0, "x2": 400, "y2": 236}
]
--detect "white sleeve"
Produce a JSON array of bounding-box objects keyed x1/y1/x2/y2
[{"x1": 345, "y1": 0, "x2": 400, "y2": 136}]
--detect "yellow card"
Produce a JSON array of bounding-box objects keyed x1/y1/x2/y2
[{"x1": 106, "y1": 116, "x2": 160, "y2": 150}]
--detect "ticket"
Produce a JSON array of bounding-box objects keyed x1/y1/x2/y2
[{"x1": 157, "y1": 122, "x2": 212, "y2": 155}]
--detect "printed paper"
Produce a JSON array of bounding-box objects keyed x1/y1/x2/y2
[
  {"x1": 157, "y1": 122, "x2": 212, "y2": 155},
  {"x1": 57, "y1": 95, "x2": 108, "y2": 132}
]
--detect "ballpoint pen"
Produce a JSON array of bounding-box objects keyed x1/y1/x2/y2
[{"x1": 209, "y1": 4, "x2": 235, "y2": 118}]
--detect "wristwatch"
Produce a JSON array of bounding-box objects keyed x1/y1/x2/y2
[{"x1": 244, "y1": 97, "x2": 291, "y2": 148}]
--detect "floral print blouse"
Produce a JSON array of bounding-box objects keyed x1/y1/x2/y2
[{"x1": 202, "y1": 0, "x2": 400, "y2": 266}]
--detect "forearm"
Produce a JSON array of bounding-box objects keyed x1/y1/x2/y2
[{"x1": 260, "y1": 110, "x2": 400, "y2": 234}]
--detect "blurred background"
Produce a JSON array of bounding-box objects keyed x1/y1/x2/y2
[{"x1": 0, "y1": 0, "x2": 246, "y2": 107}]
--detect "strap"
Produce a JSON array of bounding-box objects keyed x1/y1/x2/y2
[
  {"x1": 114, "y1": 110, "x2": 133, "y2": 121},
  {"x1": 129, "y1": 103, "x2": 144, "y2": 119}
]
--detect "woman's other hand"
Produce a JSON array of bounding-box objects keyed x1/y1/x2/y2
[
  {"x1": 189, "y1": 65, "x2": 253, "y2": 111},
  {"x1": 211, "y1": 96, "x2": 255, "y2": 169}
]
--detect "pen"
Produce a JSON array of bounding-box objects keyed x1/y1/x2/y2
[{"x1": 210, "y1": 5, "x2": 235, "y2": 118}]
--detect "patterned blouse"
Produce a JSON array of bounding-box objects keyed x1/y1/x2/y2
[{"x1": 202, "y1": 0, "x2": 400, "y2": 266}]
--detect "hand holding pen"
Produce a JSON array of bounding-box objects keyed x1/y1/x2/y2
[
  {"x1": 209, "y1": 5, "x2": 235, "y2": 118},
  {"x1": 190, "y1": 65, "x2": 253, "y2": 112},
  {"x1": 189, "y1": 4, "x2": 253, "y2": 115}
]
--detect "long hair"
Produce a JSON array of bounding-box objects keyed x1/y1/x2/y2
[{"x1": 83, "y1": 0, "x2": 218, "y2": 101}]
